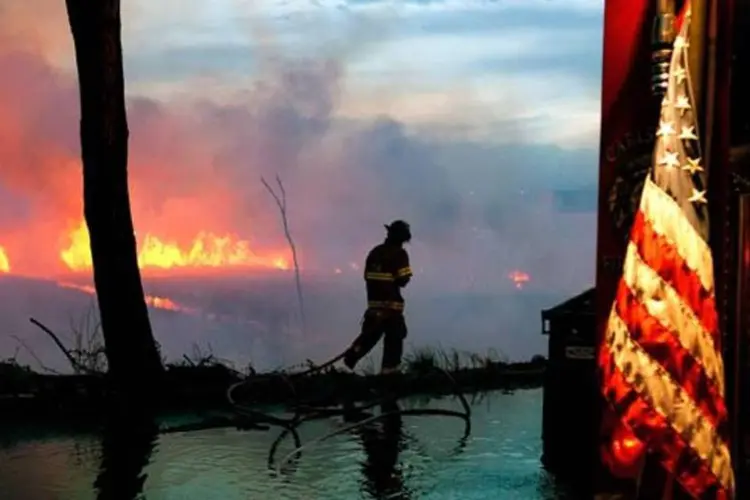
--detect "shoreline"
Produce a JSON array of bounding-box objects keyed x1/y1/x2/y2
[{"x1": 0, "y1": 357, "x2": 545, "y2": 424}]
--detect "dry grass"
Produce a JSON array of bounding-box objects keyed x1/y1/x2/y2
[
  {"x1": 67, "y1": 302, "x2": 107, "y2": 373},
  {"x1": 12, "y1": 301, "x2": 543, "y2": 382},
  {"x1": 402, "y1": 346, "x2": 509, "y2": 375},
  {"x1": 166, "y1": 342, "x2": 252, "y2": 377}
]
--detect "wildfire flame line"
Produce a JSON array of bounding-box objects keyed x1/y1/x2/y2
[
  {"x1": 60, "y1": 221, "x2": 290, "y2": 272},
  {"x1": 1, "y1": 220, "x2": 292, "y2": 312},
  {"x1": 0, "y1": 246, "x2": 9, "y2": 273}
]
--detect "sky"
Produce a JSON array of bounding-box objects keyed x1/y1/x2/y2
[{"x1": 0, "y1": 0, "x2": 605, "y2": 368}]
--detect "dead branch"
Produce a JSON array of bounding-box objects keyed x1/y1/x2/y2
[
  {"x1": 11, "y1": 335, "x2": 64, "y2": 375},
  {"x1": 261, "y1": 174, "x2": 306, "y2": 334},
  {"x1": 29, "y1": 317, "x2": 98, "y2": 375}
]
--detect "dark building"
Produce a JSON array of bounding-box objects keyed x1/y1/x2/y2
[{"x1": 539, "y1": 288, "x2": 597, "y2": 482}]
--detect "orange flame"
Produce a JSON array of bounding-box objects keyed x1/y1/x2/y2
[
  {"x1": 56, "y1": 281, "x2": 190, "y2": 313},
  {"x1": 60, "y1": 220, "x2": 290, "y2": 274},
  {"x1": 0, "y1": 246, "x2": 9, "y2": 273},
  {"x1": 508, "y1": 270, "x2": 530, "y2": 289}
]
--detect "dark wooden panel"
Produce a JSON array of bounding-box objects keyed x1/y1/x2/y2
[
  {"x1": 735, "y1": 195, "x2": 750, "y2": 494},
  {"x1": 728, "y1": 2, "x2": 750, "y2": 495}
]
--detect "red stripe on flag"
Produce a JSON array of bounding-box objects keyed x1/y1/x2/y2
[
  {"x1": 600, "y1": 344, "x2": 730, "y2": 499},
  {"x1": 630, "y1": 211, "x2": 720, "y2": 344},
  {"x1": 614, "y1": 279, "x2": 729, "y2": 436}
]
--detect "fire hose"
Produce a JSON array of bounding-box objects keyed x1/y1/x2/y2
[{"x1": 224, "y1": 350, "x2": 473, "y2": 472}]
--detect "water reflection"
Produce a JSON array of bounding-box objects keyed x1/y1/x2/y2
[
  {"x1": 0, "y1": 389, "x2": 581, "y2": 499},
  {"x1": 94, "y1": 408, "x2": 159, "y2": 500},
  {"x1": 355, "y1": 399, "x2": 411, "y2": 499}
]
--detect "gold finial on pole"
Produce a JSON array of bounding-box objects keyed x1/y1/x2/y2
[{"x1": 651, "y1": 0, "x2": 676, "y2": 97}]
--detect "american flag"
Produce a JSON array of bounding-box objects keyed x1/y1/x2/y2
[{"x1": 599, "y1": 5, "x2": 734, "y2": 499}]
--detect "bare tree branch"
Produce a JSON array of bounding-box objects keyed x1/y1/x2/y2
[
  {"x1": 29, "y1": 317, "x2": 100, "y2": 375},
  {"x1": 261, "y1": 175, "x2": 306, "y2": 334},
  {"x1": 11, "y1": 335, "x2": 64, "y2": 375},
  {"x1": 275, "y1": 174, "x2": 286, "y2": 202},
  {"x1": 262, "y1": 177, "x2": 285, "y2": 213}
]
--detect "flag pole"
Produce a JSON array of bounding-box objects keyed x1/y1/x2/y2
[{"x1": 686, "y1": 0, "x2": 708, "y2": 134}]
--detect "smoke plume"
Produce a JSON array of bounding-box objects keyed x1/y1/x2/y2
[{"x1": 0, "y1": 2, "x2": 598, "y2": 369}]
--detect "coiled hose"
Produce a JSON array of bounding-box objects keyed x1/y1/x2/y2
[
  {"x1": 161, "y1": 350, "x2": 473, "y2": 474},
  {"x1": 223, "y1": 351, "x2": 472, "y2": 472},
  {"x1": 226, "y1": 351, "x2": 345, "y2": 411},
  {"x1": 225, "y1": 352, "x2": 346, "y2": 427},
  {"x1": 270, "y1": 368, "x2": 472, "y2": 474},
  {"x1": 159, "y1": 354, "x2": 347, "y2": 440}
]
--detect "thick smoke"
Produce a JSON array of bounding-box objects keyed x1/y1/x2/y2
[{"x1": 0, "y1": 2, "x2": 598, "y2": 370}]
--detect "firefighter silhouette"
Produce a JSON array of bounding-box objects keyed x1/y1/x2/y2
[{"x1": 344, "y1": 220, "x2": 413, "y2": 374}]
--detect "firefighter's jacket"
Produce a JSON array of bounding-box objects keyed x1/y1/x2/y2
[{"x1": 363, "y1": 243, "x2": 412, "y2": 312}]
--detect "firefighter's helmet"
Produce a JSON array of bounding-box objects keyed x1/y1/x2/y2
[{"x1": 384, "y1": 220, "x2": 411, "y2": 243}]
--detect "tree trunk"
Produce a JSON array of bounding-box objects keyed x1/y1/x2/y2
[{"x1": 65, "y1": 0, "x2": 163, "y2": 397}]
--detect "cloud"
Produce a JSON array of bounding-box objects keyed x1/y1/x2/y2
[
  {"x1": 347, "y1": 29, "x2": 593, "y2": 78},
  {"x1": 239, "y1": 0, "x2": 603, "y2": 15},
  {"x1": 109, "y1": 0, "x2": 604, "y2": 150}
]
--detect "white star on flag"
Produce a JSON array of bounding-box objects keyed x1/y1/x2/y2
[
  {"x1": 657, "y1": 121, "x2": 675, "y2": 137},
  {"x1": 682, "y1": 157, "x2": 703, "y2": 174},
  {"x1": 658, "y1": 150, "x2": 680, "y2": 169},
  {"x1": 675, "y1": 95, "x2": 691, "y2": 114},
  {"x1": 688, "y1": 188, "x2": 707, "y2": 205},
  {"x1": 679, "y1": 126, "x2": 698, "y2": 140}
]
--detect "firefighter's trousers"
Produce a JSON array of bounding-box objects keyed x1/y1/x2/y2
[{"x1": 344, "y1": 308, "x2": 407, "y2": 371}]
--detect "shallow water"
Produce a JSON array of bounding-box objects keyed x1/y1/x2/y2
[{"x1": 0, "y1": 389, "x2": 573, "y2": 499}]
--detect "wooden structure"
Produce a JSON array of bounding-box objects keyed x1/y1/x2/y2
[
  {"x1": 727, "y1": 4, "x2": 750, "y2": 495},
  {"x1": 540, "y1": 288, "x2": 598, "y2": 484}
]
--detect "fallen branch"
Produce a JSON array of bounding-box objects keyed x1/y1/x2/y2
[
  {"x1": 261, "y1": 174, "x2": 306, "y2": 334},
  {"x1": 29, "y1": 317, "x2": 99, "y2": 375}
]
